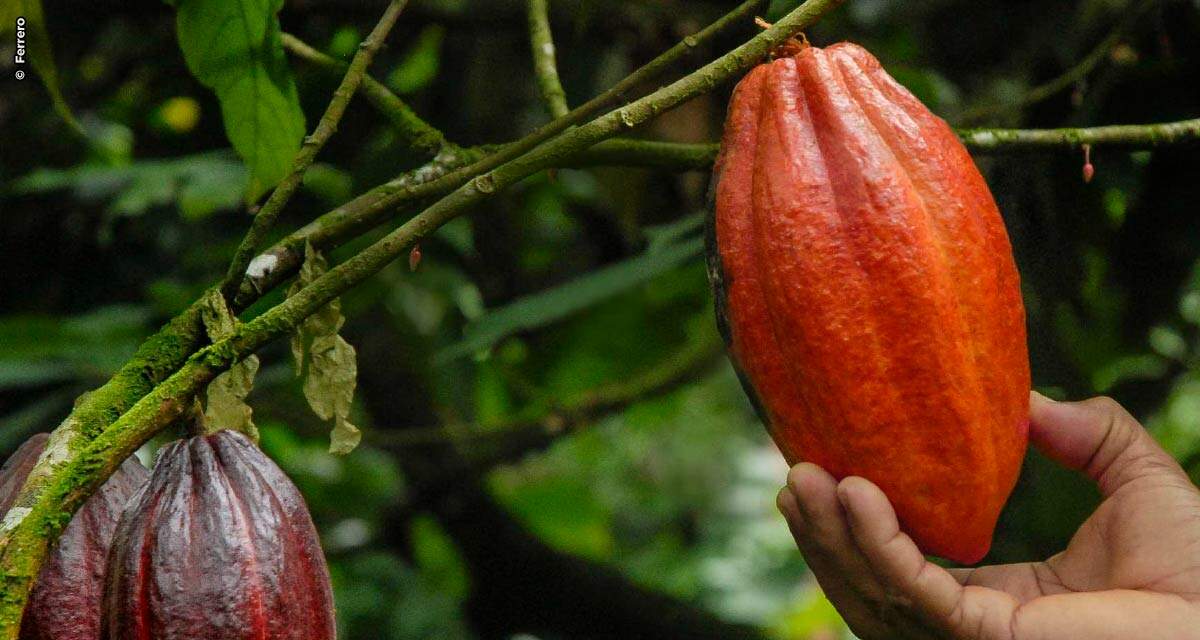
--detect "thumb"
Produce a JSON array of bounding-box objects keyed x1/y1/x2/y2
[{"x1": 1029, "y1": 391, "x2": 1186, "y2": 497}]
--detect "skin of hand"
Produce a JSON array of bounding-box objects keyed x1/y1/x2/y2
[{"x1": 777, "y1": 392, "x2": 1200, "y2": 640}]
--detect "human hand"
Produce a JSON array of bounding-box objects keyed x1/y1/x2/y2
[{"x1": 777, "y1": 392, "x2": 1200, "y2": 639}]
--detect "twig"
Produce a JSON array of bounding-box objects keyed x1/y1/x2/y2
[
  {"x1": 217, "y1": 0, "x2": 410, "y2": 301},
  {"x1": 527, "y1": 0, "x2": 570, "y2": 118},
  {"x1": 0, "y1": 0, "x2": 840, "y2": 626},
  {"x1": 958, "y1": 0, "x2": 1158, "y2": 124},
  {"x1": 281, "y1": 32, "x2": 449, "y2": 157},
  {"x1": 567, "y1": 139, "x2": 720, "y2": 170},
  {"x1": 957, "y1": 117, "x2": 1200, "y2": 151}
]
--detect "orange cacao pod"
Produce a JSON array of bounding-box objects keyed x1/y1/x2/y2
[
  {"x1": 0, "y1": 433, "x2": 149, "y2": 640},
  {"x1": 706, "y1": 42, "x2": 1030, "y2": 564},
  {"x1": 102, "y1": 429, "x2": 335, "y2": 639}
]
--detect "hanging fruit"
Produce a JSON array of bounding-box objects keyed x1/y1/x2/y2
[
  {"x1": 706, "y1": 41, "x2": 1031, "y2": 564},
  {"x1": 101, "y1": 427, "x2": 336, "y2": 639},
  {"x1": 0, "y1": 433, "x2": 149, "y2": 640}
]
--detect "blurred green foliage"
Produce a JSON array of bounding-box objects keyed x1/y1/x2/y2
[{"x1": 2, "y1": 1, "x2": 1200, "y2": 638}]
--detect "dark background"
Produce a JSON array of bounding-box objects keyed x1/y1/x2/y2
[{"x1": 2, "y1": 0, "x2": 1200, "y2": 637}]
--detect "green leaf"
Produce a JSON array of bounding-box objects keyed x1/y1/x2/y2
[
  {"x1": 644, "y1": 211, "x2": 703, "y2": 253},
  {"x1": 330, "y1": 414, "x2": 361, "y2": 457},
  {"x1": 0, "y1": 389, "x2": 76, "y2": 453},
  {"x1": 327, "y1": 26, "x2": 361, "y2": 59},
  {"x1": 0, "y1": 361, "x2": 76, "y2": 389},
  {"x1": 0, "y1": 0, "x2": 83, "y2": 135},
  {"x1": 436, "y1": 235, "x2": 704, "y2": 362},
  {"x1": 301, "y1": 163, "x2": 355, "y2": 206},
  {"x1": 172, "y1": 0, "x2": 305, "y2": 201},
  {"x1": 303, "y1": 334, "x2": 356, "y2": 421},
  {"x1": 1091, "y1": 353, "x2": 1168, "y2": 393},
  {"x1": 410, "y1": 517, "x2": 469, "y2": 600}
]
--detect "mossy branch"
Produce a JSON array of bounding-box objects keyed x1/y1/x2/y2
[{"x1": 231, "y1": 0, "x2": 765, "y2": 305}]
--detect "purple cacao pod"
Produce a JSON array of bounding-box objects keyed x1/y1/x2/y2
[
  {"x1": 0, "y1": 433, "x2": 149, "y2": 640},
  {"x1": 102, "y1": 429, "x2": 336, "y2": 639}
]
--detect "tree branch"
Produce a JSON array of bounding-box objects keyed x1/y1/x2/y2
[
  {"x1": 957, "y1": 118, "x2": 1200, "y2": 150},
  {"x1": 527, "y1": 0, "x2": 570, "y2": 118},
  {"x1": 568, "y1": 139, "x2": 720, "y2": 169},
  {"x1": 0, "y1": 0, "x2": 842, "y2": 626},
  {"x1": 281, "y1": 29, "x2": 1200, "y2": 179},
  {"x1": 218, "y1": 0, "x2": 410, "y2": 301}
]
